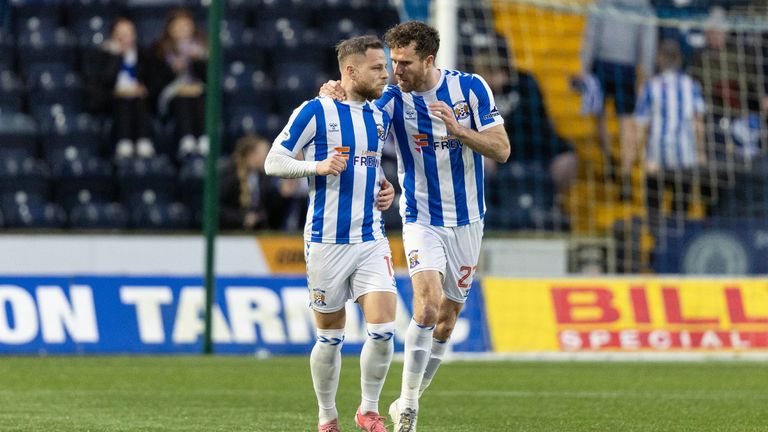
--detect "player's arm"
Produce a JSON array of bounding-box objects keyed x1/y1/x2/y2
[
  {"x1": 265, "y1": 101, "x2": 347, "y2": 178},
  {"x1": 265, "y1": 146, "x2": 348, "y2": 178},
  {"x1": 428, "y1": 101, "x2": 510, "y2": 163}
]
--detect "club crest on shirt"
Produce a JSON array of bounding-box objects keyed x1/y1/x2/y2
[
  {"x1": 377, "y1": 123, "x2": 386, "y2": 141},
  {"x1": 328, "y1": 122, "x2": 340, "y2": 132},
  {"x1": 311, "y1": 288, "x2": 327, "y2": 307},
  {"x1": 452, "y1": 101, "x2": 470, "y2": 120},
  {"x1": 407, "y1": 249, "x2": 420, "y2": 269},
  {"x1": 405, "y1": 108, "x2": 417, "y2": 120}
]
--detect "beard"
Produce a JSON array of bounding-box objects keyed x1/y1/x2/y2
[{"x1": 353, "y1": 81, "x2": 384, "y2": 101}]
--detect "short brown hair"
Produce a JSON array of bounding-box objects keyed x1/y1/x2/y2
[
  {"x1": 336, "y1": 35, "x2": 384, "y2": 64},
  {"x1": 384, "y1": 21, "x2": 440, "y2": 59}
]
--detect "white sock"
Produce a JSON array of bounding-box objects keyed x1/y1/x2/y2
[
  {"x1": 360, "y1": 321, "x2": 395, "y2": 414},
  {"x1": 400, "y1": 319, "x2": 434, "y2": 410},
  {"x1": 419, "y1": 338, "x2": 449, "y2": 397},
  {"x1": 310, "y1": 328, "x2": 344, "y2": 424}
]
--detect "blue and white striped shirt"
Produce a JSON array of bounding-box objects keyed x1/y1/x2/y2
[
  {"x1": 375, "y1": 69, "x2": 504, "y2": 227},
  {"x1": 275, "y1": 97, "x2": 391, "y2": 244},
  {"x1": 635, "y1": 71, "x2": 706, "y2": 168}
]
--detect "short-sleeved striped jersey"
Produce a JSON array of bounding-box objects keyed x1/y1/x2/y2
[
  {"x1": 375, "y1": 69, "x2": 504, "y2": 227},
  {"x1": 274, "y1": 97, "x2": 391, "y2": 244},
  {"x1": 635, "y1": 71, "x2": 706, "y2": 169}
]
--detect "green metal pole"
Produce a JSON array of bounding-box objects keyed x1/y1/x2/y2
[{"x1": 203, "y1": 0, "x2": 223, "y2": 355}]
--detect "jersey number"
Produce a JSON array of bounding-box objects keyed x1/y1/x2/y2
[
  {"x1": 458, "y1": 266, "x2": 478, "y2": 288},
  {"x1": 384, "y1": 256, "x2": 394, "y2": 277}
]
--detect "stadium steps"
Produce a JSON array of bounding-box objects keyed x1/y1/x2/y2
[{"x1": 493, "y1": 0, "x2": 664, "y2": 270}]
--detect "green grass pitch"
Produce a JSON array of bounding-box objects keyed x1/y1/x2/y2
[{"x1": 0, "y1": 356, "x2": 765, "y2": 431}]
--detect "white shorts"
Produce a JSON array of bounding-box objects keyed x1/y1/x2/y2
[
  {"x1": 402, "y1": 220, "x2": 484, "y2": 304},
  {"x1": 304, "y1": 238, "x2": 397, "y2": 313}
]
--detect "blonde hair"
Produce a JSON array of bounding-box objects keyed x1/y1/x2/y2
[{"x1": 232, "y1": 135, "x2": 269, "y2": 208}]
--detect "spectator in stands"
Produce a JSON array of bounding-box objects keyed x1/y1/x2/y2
[
  {"x1": 472, "y1": 40, "x2": 578, "y2": 199},
  {"x1": 689, "y1": 6, "x2": 762, "y2": 162},
  {"x1": 219, "y1": 134, "x2": 304, "y2": 231},
  {"x1": 87, "y1": 17, "x2": 155, "y2": 160},
  {"x1": 150, "y1": 8, "x2": 208, "y2": 160},
  {"x1": 635, "y1": 39, "x2": 706, "y2": 224},
  {"x1": 580, "y1": 0, "x2": 657, "y2": 199}
]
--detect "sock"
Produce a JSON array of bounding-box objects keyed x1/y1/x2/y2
[
  {"x1": 310, "y1": 328, "x2": 344, "y2": 424},
  {"x1": 400, "y1": 319, "x2": 434, "y2": 410},
  {"x1": 419, "y1": 338, "x2": 449, "y2": 397},
  {"x1": 360, "y1": 321, "x2": 395, "y2": 414}
]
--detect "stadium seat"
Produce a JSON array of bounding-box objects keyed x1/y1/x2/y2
[
  {"x1": 28, "y1": 68, "x2": 84, "y2": 116},
  {"x1": 0, "y1": 191, "x2": 67, "y2": 229},
  {"x1": 69, "y1": 201, "x2": 128, "y2": 230},
  {"x1": 0, "y1": 70, "x2": 25, "y2": 115},
  {"x1": 50, "y1": 150, "x2": 114, "y2": 211},
  {"x1": 40, "y1": 112, "x2": 103, "y2": 154},
  {"x1": 131, "y1": 202, "x2": 191, "y2": 230},
  {"x1": 318, "y1": 18, "x2": 374, "y2": 45},
  {"x1": 16, "y1": 28, "x2": 78, "y2": 74},
  {"x1": 223, "y1": 62, "x2": 273, "y2": 113},
  {"x1": 225, "y1": 108, "x2": 281, "y2": 150},
  {"x1": 178, "y1": 156, "x2": 205, "y2": 227},
  {"x1": 222, "y1": 29, "x2": 267, "y2": 68},
  {"x1": 12, "y1": 1, "x2": 62, "y2": 36},
  {"x1": 117, "y1": 155, "x2": 177, "y2": 209},
  {"x1": 0, "y1": 113, "x2": 38, "y2": 157},
  {"x1": 0, "y1": 156, "x2": 50, "y2": 199},
  {"x1": 0, "y1": 32, "x2": 15, "y2": 73}
]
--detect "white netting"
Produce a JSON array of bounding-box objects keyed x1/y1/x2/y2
[{"x1": 460, "y1": 0, "x2": 768, "y2": 274}]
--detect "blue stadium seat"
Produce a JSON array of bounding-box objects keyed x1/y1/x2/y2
[
  {"x1": 223, "y1": 62, "x2": 273, "y2": 113},
  {"x1": 222, "y1": 28, "x2": 267, "y2": 68},
  {"x1": 225, "y1": 108, "x2": 281, "y2": 149},
  {"x1": 0, "y1": 71, "x2": 25, "y2": 115},
  {"x1": 28, "y1": 69, "x2": 84, "y2": 115},
  {"x1": 0, "y1": 156, "x2": 50, "y2": 199},
  {"x1": 0, "y1": 113, "x2": 38, "y2": 157},
  {"x1": 49, "y1": 149, "x2": 114, "y2": 210},
  {"x1": 32, "y1": 103, "x2": 81, "y2": 132},
  {"x1": 12, "y1": 0, "x2": 62, "y2": 36},
  {"x1": 131, "y1": 202, "x2": 191, "y2": 230},
  {"x1": 178, "y1": 156, "x2": 205, "y2": 227},
  {"x1": 117, "y1": 155, "x2": 177, "y2": 208},
  {"x1": 318, "y1": 18, "x2": 374, "y2": 45},
  {"x1": 41, "y1": 112, "x2": 103, "y2": 154},
  {"x1": 17, "y1": 29, "x2": 78, "y2": 74},
  {"x1": 0, "y1": 32, "x2": 14, "y2": 72},
  {"x1": 1, "y1": 191, "x2": 67, "y2": 229},
  {"x1": 69, "y1": 202, "x2": 128, "y2": 230}
]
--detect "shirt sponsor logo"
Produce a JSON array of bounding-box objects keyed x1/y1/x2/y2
[
  {"x1": 353, "y1": 151, "x2": 381, "y2": 168},
  {"x1": 334, "y1": 146, "x2": 350, "y2": 160},
  {"x1": 412, "y1": 134, "x2": 462, "y2": 152},
  {"x1": 413, "y1": 134, "x2": 430, "y2": 153}
]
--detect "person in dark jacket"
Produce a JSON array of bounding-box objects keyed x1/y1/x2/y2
[
  {"x1": 219, "y1": 134, "x2": 304, "y2": 230},
  {"x1": 87, "y1": 17, "x2": 156, "y2": 159},
  {"x1": 149, "y1": 8, "x2": 208, "y2": 160}
]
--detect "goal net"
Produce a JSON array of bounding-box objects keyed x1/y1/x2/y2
[{"x1": 461, "y1": 0, "x2": 768, "y2": 274}]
